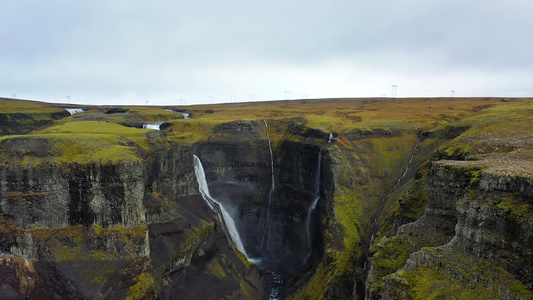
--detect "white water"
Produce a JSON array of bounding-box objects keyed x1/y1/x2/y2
[
  {"x1": 304, "y1": 152, "x2": 321, "y2": 263},
  {"x1": 328, "y1": 131, "x2": 334, "y2": 142},
  {"x1": 65, "y1": 108, "x2": 84, "y2": 115},
  {"x1": 143, "y1": 122, "x2": 164, "y2": 130},
  {"x1": 261, "y1": 120, "x2": 276, "y2": 251},
  {"x1": 178, "y1": 112, "x2": 190, "y2": 119},
  {"x1": 164, "y1": 109, "x2": 190, "y2": 119},
  {"x1": 193, "y1": 155, "x2": 248, "y2": 258},
  {"x1": 267, "y1": 271, "x2": 283, "y2": 300}
]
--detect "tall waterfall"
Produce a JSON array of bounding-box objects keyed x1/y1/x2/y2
[
  {"x1": 304, "y1": 151, "x2": 321, "y2": 263},
  {"x1": 264, "y1": 120, "x2": 275, "y2": 200},
  {"x1": 261, "y1": 120, "x2": 276, "y2": 251},
  {"x1": 193, "y1": 155, "x2": 248, "y2": 258}
]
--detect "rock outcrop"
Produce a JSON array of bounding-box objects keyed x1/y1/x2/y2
[{"x1": 374, "y1": 159, "x2": 533, "y2": 299}]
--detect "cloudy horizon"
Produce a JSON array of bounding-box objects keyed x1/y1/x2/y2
[{"x1": 2, "y1": 1, "x2": 532, "y2": 106}]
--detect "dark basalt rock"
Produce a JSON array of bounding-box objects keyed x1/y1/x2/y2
[{"x1": 104, "y1": 108, "x2": 129, "y2": 114}]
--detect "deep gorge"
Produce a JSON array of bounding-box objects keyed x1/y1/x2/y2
[{"x1": 0, "y1": 97, "x2": 532, "y2": 299}]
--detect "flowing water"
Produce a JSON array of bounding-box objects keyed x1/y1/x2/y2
[
  {"x1": 164, "y1": 109, "x2": 190, "y2": 119},
  {"x1": 364, "y1": 132, "x2": 423, "y2": 299},
  {"x1": 261, "y1": 120, "x2": 276, "y2": 252},
  {"x1": 193, "y1": 155, "x2": 248, "y2": 258},
  {"x1": 65, "y1": 108, "x2": 84, "y2": 115},
  {"x1": 143, "y1": 122, "x2": 164, "y2": 130},
  {"x1": 264, "y1": 270, "x2": 283, "y2": 300},
  {"x1": 192, "y1": 122, "x2": 324, "y2": 300},
  {"x1": 304, "y1": 151, "x2": 321, "y2": 264}
]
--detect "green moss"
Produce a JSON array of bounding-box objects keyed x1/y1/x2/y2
[
  {"x1": 33, "y1": 224, "x2": 147, "y2": 262},
  {"x1": 206, "y1": 259, "x2": 227, "y2": 279},
  {"x1": 385, "y1": 249, "x2": 533, "y2": 300},
  {"x1": 288, "y1": 263, "x2": 331, "y2": 300},
  {"x1": 496, "y1": 193, "x2": 532, "y2": 223},
  {"x1": 332, "y1": 187, "x2": 362, "y2": 271},
  {"x1": 126, "y1": 272, "x2": 156, "y2": 300},
  {"x1": 396, "y1": 178, "x2": 429, "y2": 222},
  {"x1": 165, "y1": 119, "x2": 218, "y2": 143},
  {"x1": 171, "y1": 221, "x2": 215, "y2": 266}
]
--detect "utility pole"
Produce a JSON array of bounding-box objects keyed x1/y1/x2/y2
[
  {"x1": 209, "y1": 96, "x2": 214, "y2": 104},
  {"x1": 451, "y1": 90, "x2": 455, "y2": 100},
  {"x1": 391, "y1": 85, "x2": 397, "y2": 100},
  {"x1": 145, "y1": 100, "x2": 148, "y2": 106},
  {"x1": 12, "y1": 94, "x2": 16, "y2": 99}
]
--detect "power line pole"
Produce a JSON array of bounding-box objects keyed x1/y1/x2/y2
[
  {"x1": 391, "y1": 85, "x2": 397, "y2": 100},
  {"x1": 209, "y1": 96, "x2": 214, "y2": 104},
  {"x1": 451, "y1": 90, "x2": 455, "y2": 100}
]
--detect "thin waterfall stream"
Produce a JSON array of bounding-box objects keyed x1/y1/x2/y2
[
  {"x1": 304, "y1": 151, "x2": 321, "y2": 265},
  {"x1": 261, "y1": 120, "x2": 276, "y2": 252},
  {"x1": 363, "y1": 132, "x2": 423, "y2": 299},
  {"x1": 192, "y1": 121, "x2": 324, "y2": 300}
]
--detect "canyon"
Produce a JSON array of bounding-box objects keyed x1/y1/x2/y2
[{"x1": 0, "y1": 97, "x2": 531, "y2": 299}]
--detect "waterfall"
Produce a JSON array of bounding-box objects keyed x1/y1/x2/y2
[
  {"x1": 164, "y1": 109, "x2": 190, "y2": 119},
  {"x1": 304, "y1": 151, "x2": 321, "y2": 264},
  {"x1": 264, "y1": 120, "x2": 275, "y2": 199},
  {"x1": 65, "y1": 108, "x2": 84, "y2": 115},
  {"x1": 261, "y1": 120, "x2": 276, "y2": 251},
  {"x1": 193, "y1": 155, "x2": 248, "y2": 258},
  {"x1": 328, "y1": 131, "x2": 334, "y2": 143},
  {"x1": 143, "y1": 122, "x2": 164, "y2": 130}
]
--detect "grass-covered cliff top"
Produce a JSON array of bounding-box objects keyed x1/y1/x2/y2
[
  {"x1": 165, "y1": 97, "x2": 532, "y2": 142},
  {"x1": 0, "y1": 97, "x2": 66, "y2": 114},
  {"x1": 0, "y1": 96, "x2": 531, "y2": 164}
]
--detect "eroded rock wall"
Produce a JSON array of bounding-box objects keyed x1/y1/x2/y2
[{"x1": 376, "y1": 162, "x2": 533, "y2": 299}]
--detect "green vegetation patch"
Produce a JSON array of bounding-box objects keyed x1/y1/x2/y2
[
  {"x1": 495, "y1": 193, "x2": 532, "y2": 223},
  {"x1": 288, "y1": 263, "x2": 333, "y2": 300},
  {"x1": 0, "y1": 98, "x2": 66, "y2": 114},
  {"x1": 0, "y1": 121, "x2": 157, "y2": 164},
  {"x1": 384, "y1": 249, "x2": 533, "y2": 299},
  {"x1": 165, "y1": 119, "x2": 219, "y2": 143},
  {"x1": 33, "y1": 224, "x2": 148, "y2": 262},
  {"x1": 126, "y1": 272, "x2": 157, "y2": 300}
]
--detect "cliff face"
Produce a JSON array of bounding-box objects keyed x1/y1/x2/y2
[
  {"x1": 375, "y1": 160, "x2": 533, "y2": 299},
  {"x1": 193, "y1": 120, "x2": 326, "y2": 276},
  {"x1": 0, "y1": 131, "x2": 263, "y2": 299}
]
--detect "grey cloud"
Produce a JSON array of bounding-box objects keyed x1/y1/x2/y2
[{"x1": 1, "y1": 1, "x2": 532, "y2": 104}]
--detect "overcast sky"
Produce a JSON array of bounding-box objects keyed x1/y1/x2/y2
[{"x1": 2, "y1": 1, "x2": 532, "y2": 106}]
